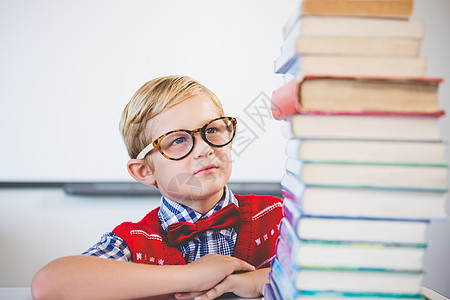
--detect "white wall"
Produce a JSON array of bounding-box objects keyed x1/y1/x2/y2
[
  {"x1": 0, "y1": 0, "x2": 289, "y2": 183},
  {"x1": 0, "y1": 0, "x2": 449, "y2": 297},
  {"x1": 0, "y1": 187, "x2": 160, "y2": 286}
]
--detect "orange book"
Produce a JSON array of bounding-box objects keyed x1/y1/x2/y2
[{"x1": 294, "y1": 0, "x2": 413, "y2": 18}]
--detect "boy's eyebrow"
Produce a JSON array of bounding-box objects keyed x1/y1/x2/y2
[{"x1": 156, "y1": 117, "x2": 221, "y2": 135}]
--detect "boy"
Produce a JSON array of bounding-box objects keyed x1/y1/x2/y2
[{"x1": 31, "y1": 76, "x2": 283, "y2": 299}]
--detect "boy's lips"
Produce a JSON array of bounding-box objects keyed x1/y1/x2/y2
[{"x1": 194, "y1": 164, "x2": 219, "y2": 175}]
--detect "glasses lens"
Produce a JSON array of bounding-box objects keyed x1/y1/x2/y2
[
  {"x1": 205, "y1": 118, "x2": 235, "y2": 146},
  {"x1": 160, "y1": 131, "x2": 193, "y2": 159}
]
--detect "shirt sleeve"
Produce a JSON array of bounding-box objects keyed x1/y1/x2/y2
[{"x1": 82, "y1": 232, "x2": 132, "y2": 262}]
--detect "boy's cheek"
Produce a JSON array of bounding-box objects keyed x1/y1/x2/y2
[{"x1": 218, "y1": 147, "x2": 233, "y2": 165}]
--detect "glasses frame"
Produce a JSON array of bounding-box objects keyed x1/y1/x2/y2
[{"x1": 136, "y1": 116, "x2": 237, "y2": 161}]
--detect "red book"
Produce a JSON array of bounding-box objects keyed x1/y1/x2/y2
[{"x1": 271, "y1": 76, "x2": 444, "y2": 120}]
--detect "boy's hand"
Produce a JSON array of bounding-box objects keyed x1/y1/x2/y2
[
  {"x1": 176, "y1": 267, "x2": 270, "y2": 300},
  {"x1": 183, "y1": 254, "x2": 255, "y2": 293}
]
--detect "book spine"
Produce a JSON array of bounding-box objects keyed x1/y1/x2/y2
[
  {"x1": 271, "y1": 257, "x2": 301, "y2": 300},
  {"x1": 275, "y1": 53, "x2": 300, "y2": 74},
  {"x1": 264, "y1": 278, "x2": 280, "y2": 300},
  {"x1": 281, "y1": 119, "x2": 295, "y2": 139},
  {"x1": 283, "y1": 197, "x2": 304, "y2": 234},
  {"x1": 281, "y1": 1, "x2": 303, "y2": 40},
  {"x1": 271, "y1": 79, "x2": 301, "y2": 120},
  {"x1": 273, "y1": 255, "x2": 425, "y2": 299},
  {"x1": 278, "y1": 219, "x2": 301, "y2": 267},
  {"x1": 285, "y1": 139, "x2": 302, "y2": 158},
  {"x1": 275, "y1": 237, "x2": 296, "y2": 279},
  {"x1": 285, "y1": 157, "x2": 305, "y2": 181},
  {"x1": 279, "y1": 19, "x2": 302, "y2": 61},
  {"x1": 279, "y1": 217, "x2": 300, "y2": 252},
  {"x1": 281, "y1": 172, "x2": 306, "y2": 204}
]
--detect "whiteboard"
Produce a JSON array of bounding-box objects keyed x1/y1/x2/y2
[
  {"x1": 0, "y1": 0, "x2": 449, "y2": 183},
  {"x1": 0, "y1": 0, "x2": 298, "y2": 182}
]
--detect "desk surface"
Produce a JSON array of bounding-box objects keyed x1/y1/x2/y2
[
  {"x1": 422, "y1": 287, "x2": 450, "y2": 300},
  {"x1": 0, "y1": 288, "x2": 262, "y2": 300},
  {"x1": 1, "y1": 287, "x2": 447, "y2": 300},
  {"x1": 0, "y1": 288, "x2": 31, "y2": 300}
]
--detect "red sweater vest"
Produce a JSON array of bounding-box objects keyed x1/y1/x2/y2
[{"x1": 113, "y1": 194, "x2": 283, "y2": 268}]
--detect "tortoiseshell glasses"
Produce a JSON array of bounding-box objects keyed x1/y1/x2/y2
[{"x1": 137, "y1": 117, "x2": 237, "y2": 161}]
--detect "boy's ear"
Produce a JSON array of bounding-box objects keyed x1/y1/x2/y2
[{"x1": 127, "y1": 159, "x2": 156, "y2": 186}]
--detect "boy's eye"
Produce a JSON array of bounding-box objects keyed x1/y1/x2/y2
[
  {"x1": 160, "y1": 132, "x2": 192, "y2": 150},
  {"x1": 169, "y1": 136, "x2": 188, "y2": 146},
  {"x1": 205, "y1": 127, "x2": 219, "y2": 134}
]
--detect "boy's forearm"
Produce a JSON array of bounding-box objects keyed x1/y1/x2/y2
[
  {"x1": 31, "y1": 253, "x2": 255, "y2": 300},
  {"x1": 244, "y1": 267, "x2": 271, "y2": 297},
  {"x1": 31, "y1": 255, "x2": 193, "y2": 300},
  {"x1": 179, "y1": 267, "x2": 271, "y2": 300}
]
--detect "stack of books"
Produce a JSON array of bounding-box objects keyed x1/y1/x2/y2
[
  {"x1": 265, "y1": 0, "x2": 449, "y2": 299},
  {"x1": 274, "y1": 0, "x2": 426, "y2": 80}
]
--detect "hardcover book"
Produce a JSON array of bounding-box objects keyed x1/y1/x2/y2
[
  {"x1": 286, "y1": 0, "x2": 414, "y2": 20},
  {"x1": 272, "y1": 257, "x2": 424, "y2": 295},
  {"x1": 284, "y1": 139, "x2": 447, "y2": 166},
  {"x1": 285, "y1": 157, "x2": 448, "y2": 191},
  {"x1": 282, "y1": 113, "x2": 444, "y2": 142},
  {"x1": 267, "y1": 259, "x2": 424, "y2": 300},
  {"x1": 281, "y1": 0, "x2": 415, "y2": 40},
  {"x1": 282, "y1": 16, "x2": 424, "y2": 42},
  {"x1": 271, "y1": 77, "x2": 443, "y2": 119},
  {"x1": 283, "y1": 198, "x2": 429, "y2": 245},
  {"x1": 277, "y1": 218, "x2": 427, "y2": 272},
  {"x1": 281, "y1": 172, "x2": 448, "y2": 220},
  {"x1": 275, "y1": 55, "x2": 427, "y2": 78}
]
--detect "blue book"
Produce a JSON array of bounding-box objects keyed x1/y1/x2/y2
[
  {"x1": 281, "y1": 172, "x2": 448, "y2": 221},
  {"x1": 265, "y1": 274, "x2": 281, "y2": 300},
  {"x1": 283, "y1": 197, "x2": 429, "y2": 245},
  {"x1": 277, "y1": 218, "x2": 427, "y2": 272},
  {"x1": 270, "y1": 257, "x2": 425, "y2": 299}
]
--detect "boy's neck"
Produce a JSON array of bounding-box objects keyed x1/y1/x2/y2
[{"x1": 173, "y1": 189, "x2": 225, "y2": 215}]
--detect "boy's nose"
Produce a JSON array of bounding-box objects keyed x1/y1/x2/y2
[{"x1": 192, "y1": 134, "x2": 214, "y2": 159}]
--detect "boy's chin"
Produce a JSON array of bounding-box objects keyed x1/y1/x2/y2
[
  {"x1": 164, "y1": 179, "x2": 225, "y2": 201},
  {"x1": 161, "y1": 168, "x2": 231, "y2": 202}
]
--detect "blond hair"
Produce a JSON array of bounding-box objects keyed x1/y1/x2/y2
[{"x1": 119, "y1": 75, "x2": 225, "y2": 161}]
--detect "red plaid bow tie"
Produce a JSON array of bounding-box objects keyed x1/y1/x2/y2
[{"x1": 167, "y1": 203, "x2": 241, "y2": 246}]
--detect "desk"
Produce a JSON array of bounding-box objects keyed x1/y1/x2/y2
[
  {"x1": 0, "y1": 288, "x2": 262, "y2": 300},
  {"x1": 422, "y1": 288, "x2": 450, "y2": 300},
  {"x1": 134, "y1": 293, "x2": 261, "y2": 300},
  {"x1": 0, "y1": 287, "x2": 447, "y2": 300},
  {"x1": 0, "y1": 288, "x2": 31, "y2": 300}
]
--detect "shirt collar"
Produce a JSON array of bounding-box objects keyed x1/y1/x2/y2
[{"x1": 158, "y1": 185, "x2": 238, "y2": 232}]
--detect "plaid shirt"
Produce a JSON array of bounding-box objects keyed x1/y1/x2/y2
[
  {"x1": 83, "y1": 186, "x2": 238, "y2": 263},
  {"x1": 82, "y1": 231, "x2": 132, "y2": 261}
]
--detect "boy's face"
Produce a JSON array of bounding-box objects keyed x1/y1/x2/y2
[{"x1": 145, "y1": 93, "x2": 232, "y2": 207}]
